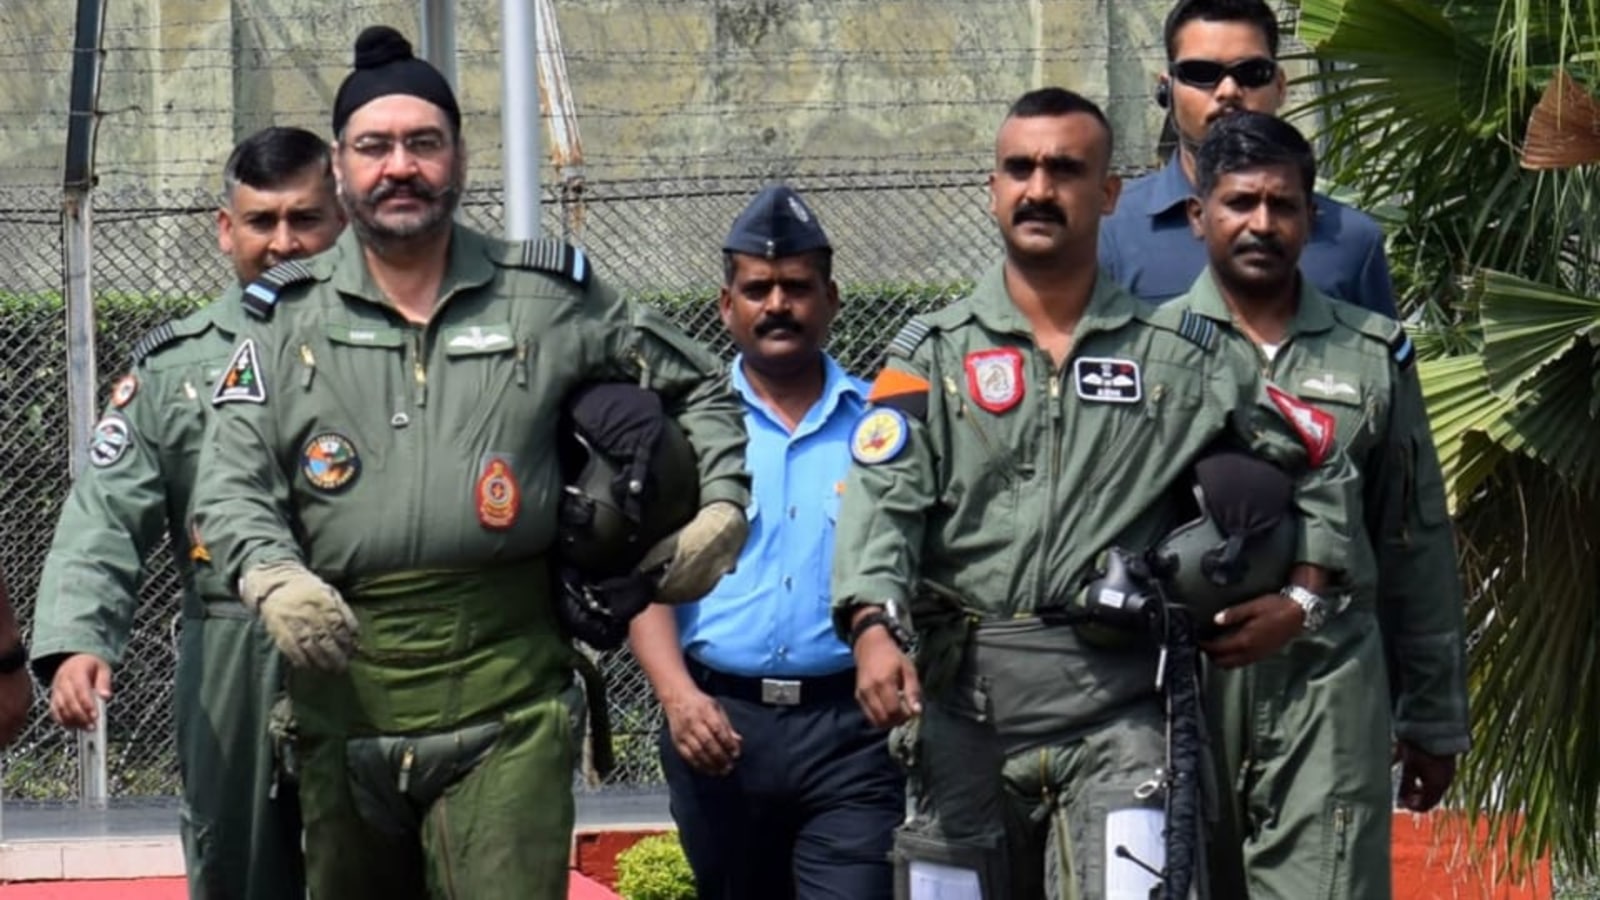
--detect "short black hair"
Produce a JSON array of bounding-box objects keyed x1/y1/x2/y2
[
  {"x1": 223, "y1": 126, "x2": 333, "y2": 198},
  {"x1": 722, "y1": 248, "x2": 833, "y2": 286},
  {"x1": 1003, "y1": 87, "x2": 1115, "y2": 158},
  {"x1": 1193, "y1": 111, "x2": 1315, "y2": 199},
  {"x1": 1163, "y1": 0, "x2": 1281, "y2": 62}
]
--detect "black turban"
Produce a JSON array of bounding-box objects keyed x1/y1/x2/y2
[{"x1": 331, "y1": 26, "x2": 461, "y2": 137}]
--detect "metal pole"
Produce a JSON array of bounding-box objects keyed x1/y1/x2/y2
[
  {"x1": 63, "y1": 0, "x2": 109, "y2": 809},
  {"x1": 418, "y1": 0, "x2": 457, "y2": 90},
  {"x1": 534, "y1": 0, "x2": 586, "y2": 243},
  {"x1": 501, "y1": 0, "x2": 542, "y2": 241}
]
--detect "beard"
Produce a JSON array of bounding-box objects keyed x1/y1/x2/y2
[{"x1": 340, "y1": 162, "x2": 463, "y2": 248}]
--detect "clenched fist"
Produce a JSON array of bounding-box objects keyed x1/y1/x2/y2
[
  {"x1": 641, "y1": 500, "x2": 748, "y2": 605},
  {"x1": 240, "y1": 560, "x2": 358, "y2": 672}
]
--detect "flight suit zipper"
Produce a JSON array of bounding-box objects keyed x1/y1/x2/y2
[
  {"x1": 409, "y1": 329, "x2": 429, "y2": 408},
  {"x1": 943, "y1": 375, "x2": 1000, "y2": 459},
  {"x1": 397, "y1": 743, "x2": 416, "y2": 793},
  {"x1": 1036, "y1": 364, "x2": 1063, "y2": 610}
]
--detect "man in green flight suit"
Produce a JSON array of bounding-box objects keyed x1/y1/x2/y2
[
  {"x1": 190, "y1": 26, "x2": 750, "y2": 900},
  {"x1": 1175, "y1": 112, "x2": 1466, "y2": 899},
  {"x1": 31, "y1": 125, "x2": 345, "y2": 900},
  {"x1": 831, "y1": 87, "x2": 1361, "y2": 900}
]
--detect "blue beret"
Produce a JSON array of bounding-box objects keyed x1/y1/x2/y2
[{"x1": 723, "y1": 184, "x2": 831, "y2": 260}]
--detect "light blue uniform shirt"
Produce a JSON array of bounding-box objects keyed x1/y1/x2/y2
[
  {"x1": 676, "y1": 353, "x2": 866, "y2": 678},
  {"x1": 1100, "y1": 158, "x2": 1399, "y2": 318}
]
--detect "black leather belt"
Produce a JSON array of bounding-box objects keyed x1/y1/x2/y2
[{"x1": 688, "y1": 659, "x2": 857, "y2": 707}]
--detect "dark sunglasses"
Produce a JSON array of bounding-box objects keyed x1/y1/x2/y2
[{"x1": 1170, "y1": 57, "x2": 1278, "y2": 89}]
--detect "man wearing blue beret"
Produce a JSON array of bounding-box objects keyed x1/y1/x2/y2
[{"x1": 631, "y1": 184, "x2": 904, "y2": 900}]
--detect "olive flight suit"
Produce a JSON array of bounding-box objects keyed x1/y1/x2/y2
[
  {"x1": 31, "y1": 291, "x2": 305, "y2": 900},
  {"x1": 831, "y1": 263, "x2": 1358, "y2": 900},
  {"x1": 191, "y1": 225, "x2": 749, "y2": 900},
  {"x1": 1176, "y1": 270, "x2": 1466, "y2": 900}
]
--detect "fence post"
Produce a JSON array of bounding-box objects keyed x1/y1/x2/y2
[
  {"x1": 501, "y1": 0, "x2": 542, "y2": 241},
  {"x1": 534, "y1": 0, "x2": 586, "y2": 244},
  {"x1": 63, "y1": 0, "x2": 110, "y2": 809}
]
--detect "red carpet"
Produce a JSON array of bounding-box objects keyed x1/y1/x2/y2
[{"x1": 0, "y1": 873, "x2": 620, "y2": 899}]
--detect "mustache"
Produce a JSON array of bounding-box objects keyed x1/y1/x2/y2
[
  {"x1": 754, "y1": 314, "x2": 803, "y2": 337},
  {"x1": 1013, "y1": 202, "x2": 1066, "y2": 226},
  {"x1": 1234, "y1": 234, "x2": 1284, "y2": 257},
  {"x1": 367, "y1": 177, "x2": 449, "y2": 204}
]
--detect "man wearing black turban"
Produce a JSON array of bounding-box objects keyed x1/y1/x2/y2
[{"x1": 190, "y1": 25, "x2": 753, "y2": 900}]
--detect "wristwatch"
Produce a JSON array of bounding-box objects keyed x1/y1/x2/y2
[
  {"x1": 848, "y1": 600, "x2": 913, "y2": 651},
  {"x1": 1281, "y1": 585, "x2": 1329, "y2": 633},
  {"x1": 0, "y1": 641, "x2": 28, "y2": 675}
]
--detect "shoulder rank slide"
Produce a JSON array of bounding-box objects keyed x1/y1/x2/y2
[
  {"x1": 242, "y1": 259, "x2": 316, "y2": 320},
  {"x1": 1177, "y1": 309, "x2": 1218, "y2": 352},
  {"x1": 1389, "y1": 327, "x2": 1415, "y2": 371},
  {"x1": 518, "y1": 238, "x2": 590, "y2": 288},
  {"x1": 886, "y1": 318, "x2": 931, "y2": 359},
  {"x1": 130, "y1": 321, "x2": 178, "y2": 366}
]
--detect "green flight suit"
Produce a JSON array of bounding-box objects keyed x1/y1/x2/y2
[
  {"x1": 191, "y1": 225, "x2": 750, "y2": 900},
  {"x1": 31, "y1": 292, "x2": 305, "y2": 900},
  {"x1": 1177, "y1": 270, "x2": 1466, "y2": 900},
  {"x1": 831, "y1": 263, "x2": 1358, "y2": 900}
]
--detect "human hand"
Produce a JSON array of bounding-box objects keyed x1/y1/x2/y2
[
  {"x1": 853, "y1": 626, "x2": 922, "y2": 728},
  {"x1": 662, "y1": 686, "x2": 742, "y2": 776},
  {"x1": 1200, "y1": 593, "x2": 1305, "y2": 669},
  {"x1": 241, "y1": 561, "x2": 358, "y2": 671},
  {"x1": 644, "y1": 500, "x2": 748, "y2": 605},
  {"x1": 48, "y1": 653, "x2": 111, "y2": 731},
  {"x1": 1395, "y1": 740, "x2": 1456, "y2": 812}
]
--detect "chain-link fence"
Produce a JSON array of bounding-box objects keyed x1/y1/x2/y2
[
  {"x1": 1, "y1": 0, "x2": 1197, "y2": 804},
  {"x1": 2, "y1": 169, "x2": 1008, "y2": 799}
]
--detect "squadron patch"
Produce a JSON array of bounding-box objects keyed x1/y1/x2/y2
[
  {"x1": 964, "y1": 348, "x2": 1025, "y2": 414},
  {"x1": 213, "y1": 339, "x2": 267, "y2": 405},
  {"x1": 110, "y1": 373, "x2": 138, "y2": 409},
  {"x1": 301, "y1": 433, "x2": 361, "y2": 492},
  {"x1": 1074, "y1": 357, "x2": 1142, "y2": 403},
  {"x1": 476, "y1": 455, "x2": 521, "y2": 530},
  {"x1": 850, "y1": 408, "x2": 909, "y2": 465},
  {"x1": 88, "y1": 414, "x2": 132, "y2": 468},
  {"x1": 1265, "y1": 383, "x2": 1336, "y2": 468}
]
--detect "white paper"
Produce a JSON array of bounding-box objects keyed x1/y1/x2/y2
[
  {"x1": 907, "y1": 860, "x2": 984, "y2": 900},
  {"x1": 1104, "y1": 807, "x2": 1166, "y2": 899}
]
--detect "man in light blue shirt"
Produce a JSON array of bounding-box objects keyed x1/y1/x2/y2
[{"x1": 630, "y1": 184, "x2": 903, "y2": 900}]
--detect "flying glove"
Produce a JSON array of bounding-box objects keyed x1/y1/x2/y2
[{"x1": 240, "y1": 560, "x2": 359, "y2": 672}]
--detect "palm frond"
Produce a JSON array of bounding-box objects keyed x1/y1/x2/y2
[{"x1": 1477, "y1": 268, "x2": 1600, "y2": 395}]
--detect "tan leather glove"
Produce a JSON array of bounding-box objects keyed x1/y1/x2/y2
[
  {"x1": 640, "y1": 500, "x2": 748, "y2": 605},
  {"x1": 240, "y1": 560, "x2": 359, "y2": 672}
]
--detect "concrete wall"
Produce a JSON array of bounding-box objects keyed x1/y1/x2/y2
[{"x1": 5, "y1": 0, "x2": 1192, "y2": 192}]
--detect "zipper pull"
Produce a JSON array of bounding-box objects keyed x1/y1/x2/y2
[
  {"x1": 515, "y1": 339, "x2": 529, "y2": 387},
  {"x1": 1145, "y1": 383, "x2": 1165, "y2": 420},
  {"x1": 299, "y1": 344, "x2": 316, "y2": 390},
  {"x1": 397, "y1": 744, "x2": 415, "y2": 793},
  {"x1": 410, "y1": 331, "x2": 428, "y2": 407}
]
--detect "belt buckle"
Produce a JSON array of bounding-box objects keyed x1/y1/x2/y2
[{"x1": 760, "y1": 678, "x2": 802, "y2": 706}]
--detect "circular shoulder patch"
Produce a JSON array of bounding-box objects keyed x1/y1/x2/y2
[
  {"x1": 850, "y1": 408, "x2": 909, "y2": 466},
  {"x1": 110, "y1": 373, "x2": 138, "y2": 409},
  {"x1": 301, "y1": 432, "x2": 361, "y2": 492},
  {"x1": 88, "y1": 414, "x2": 132, "y2": 468}
]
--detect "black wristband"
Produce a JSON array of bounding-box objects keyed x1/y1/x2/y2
[
  {"x1": 848, "y1": 611, "x2": 909, "y2": 651},
  {"x1": 0, "y1": 642, "x2": 28, "y2": 675}
]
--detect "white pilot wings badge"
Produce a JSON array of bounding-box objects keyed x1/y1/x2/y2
[
  {"x1": 446, "y1": 325, "x2": 513, "y2": 352},
  {"x1": 1073, "y1": 357, "x2": 1142, "y2": 404},
  {"x1": 1300, "y1": 372, "x2": 1359, "y2": 401}
]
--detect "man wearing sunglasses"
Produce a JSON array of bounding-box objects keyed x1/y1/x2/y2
[{"x1": 1099, "y1": 0, "x2": 1397, "y2": 319}]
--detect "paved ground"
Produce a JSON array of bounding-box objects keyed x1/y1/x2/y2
[{"x1": 0, "y1": 791, "x2": 669, "y2": 897}]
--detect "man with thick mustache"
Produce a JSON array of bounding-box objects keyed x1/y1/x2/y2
[
  {"x1": 832, "y1": 87, "x2": 1360, "y2": 899},
  {"x1": 631, "y1": 184, "x2": 903, "y2": 899},
  {"x1": 191, "y1": 26, "x2": 750, "y2": 899},
  {"x1": 1172, "y1": 111, "x2": 1462, "y2": 899},
  {"x1": 1099, "y1": 0, "x2": 1397, "y2": 318}
]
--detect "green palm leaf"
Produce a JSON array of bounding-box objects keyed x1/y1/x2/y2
[{"x1": 1478, "y1": 269, "x2": 1600, "y2": 394}]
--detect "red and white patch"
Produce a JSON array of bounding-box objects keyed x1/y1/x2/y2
[
  {"x1": 476, "y1": 456, "x2": 521, "y2": 530},
  {"x1": 1265, "y1": 383, "x2": 1336, "y2": 468},
  {"x1": 964, "y1": 348, "x2": 1025, "y2": 414}
]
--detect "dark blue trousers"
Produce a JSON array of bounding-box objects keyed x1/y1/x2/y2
[{"x1": 661, "y1": 668, "x2": 905, "y2": 900}]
